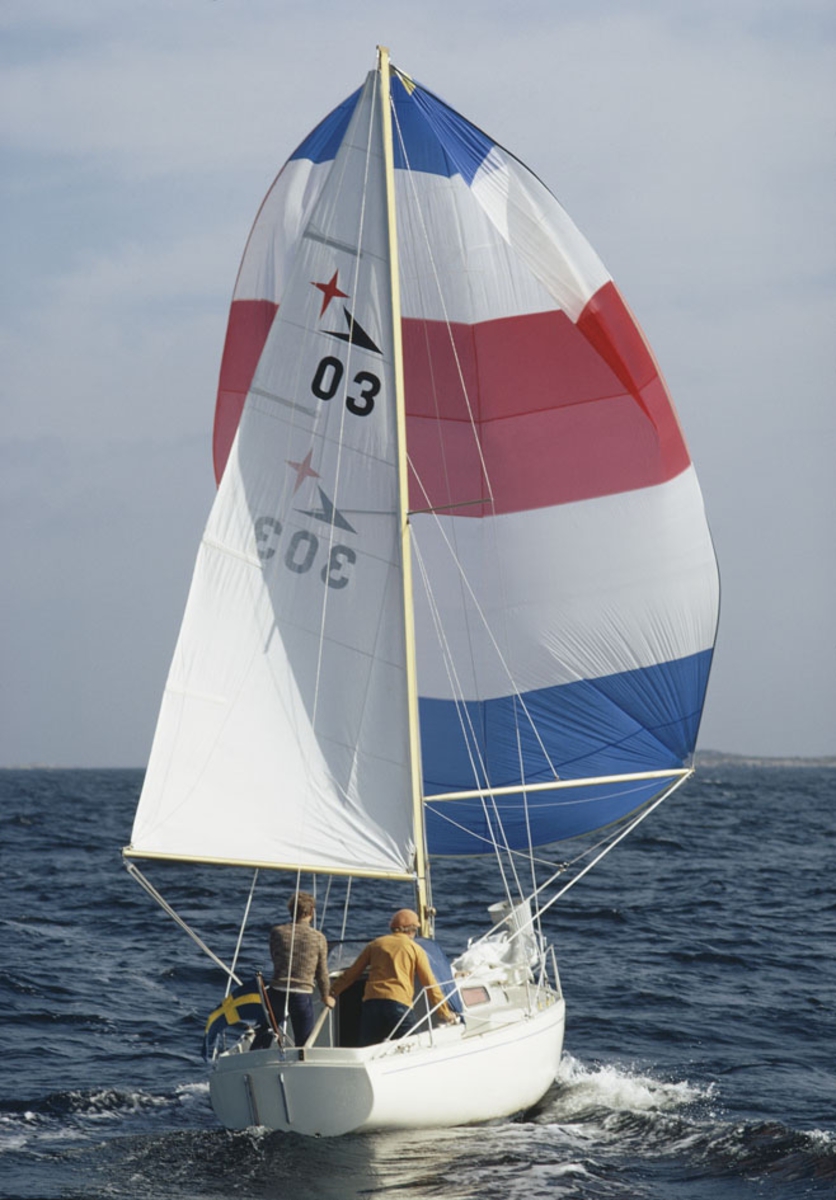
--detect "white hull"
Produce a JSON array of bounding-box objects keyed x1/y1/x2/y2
[{"x1": 210, "y1": 988, "x2": 565, "y2": 1136}]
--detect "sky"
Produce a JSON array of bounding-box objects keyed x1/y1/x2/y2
[{"x1": 1, "y1": 0, "x2": 834, "y2": 767}]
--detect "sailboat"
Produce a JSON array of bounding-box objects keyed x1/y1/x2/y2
[{"x1": 123, "y1": 48, "x2": 719, "y2": 1137}]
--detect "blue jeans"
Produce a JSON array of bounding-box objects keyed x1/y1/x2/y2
[
  {"x1": 267, "y1": 988, "x2": 314, "y2": 1045},
  {"x1": 360, "y1": 999, "x2": 412, "y2": 1046}
]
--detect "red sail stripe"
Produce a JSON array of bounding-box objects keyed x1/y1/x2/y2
[
  {"x1": 213, "y1": 285, "x2": 690, "y2": 512},
  {"x1": 213, "y1": 299, "x2": 279, "y2": 483},
  {"x1": 404, "y1": 283, "x2": 690, "y2": 516}
]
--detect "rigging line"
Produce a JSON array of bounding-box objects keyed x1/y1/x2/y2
[
  {"x1": 340, "y1": 878, "x2": 352, "y2": 944},
  {"x1": 407, "y1": 459, "x2": 562, "y2": 784},
  {"x1": 477, "y1": 775, "x2": 692, "y2": 953},
  {"x1": 389, "y1": 103, "x2": 498, "y2": 783},
  {"x1": 513, "y1": 698, "x2": 542, "y2": 938},
  {"x1": 143, "y1": 90, "x2": 376, "y2": 832},
  {"x1": 391, "y1": 110, "x2": 496, "y2": 753},
  {"x1": 124, "y1": 861, "x2": 241, "y2": 986},
  {"x1": 391, "y1": 94, "x2": 552, "y2": 798},
  {"x1": 280, "y1": 866, "x2": 304, "y2": 1029},
  {"x1": 528, "y1": 775, "x2": 692, "y2": 924},
  {"x1": 310, "y1": 72, "x2": 378, "y2": 738},
  {"x1": 227, "y1": 869, "x2": 259, "y2": 998},
  {"x1": 150, "y1": 160, "x2": 345, "y2": 830},
  {"x1": 425, "y1": 797, "x2": 569, "y2": 868},
  {"x1": 319, "y1": 875, "x2": 333, "y2": 931},
  {"x1": 424, "y1": 773, "x2": 669, "y2": 865},
  {"x1": 410, "y1": 540, "x2": 523, "y2": 909},
  {"x1": 390, "y1": 139, "x2": 595, "y2": 791},
  {"x1": 411, "y1": 539, "x2": 517, "y2": 902},
  {"x1": 390, "y1": 105, "x2": 495, "y2": 508},
  {"x1": 177, "y1": 154, "x2": 341, "y2": 817},
  {"x1": 423, "y1": 799, "x2": 522, "y2": 850},
  {"x1": 407, "y1": 495, "x2": 490, "y2": 794},
  {"x1": 410, "y1": 542, "x2": 496, "y2": 844},
  {"x1": 410, "y1": 539, "x2": 490, "y2": 791}
]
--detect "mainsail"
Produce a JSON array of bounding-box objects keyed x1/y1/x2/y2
[
  {"x1": 131, "y1": 63, "x2": 719, "y2": 872},
  {"x1": 131, "y1": 72, "x2": 415, "y2": 877}
]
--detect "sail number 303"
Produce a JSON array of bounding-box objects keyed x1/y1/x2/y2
[
  {"x1": 255, "y1": 517, "x2": 356, "y2": 589},
  {"x1": 311, "y1": 356, "x2": 379, "y2": 416}
]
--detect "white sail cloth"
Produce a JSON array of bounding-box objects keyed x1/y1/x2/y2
[{"x1": 131, "y1": 74, "x2": 416, "y2": 875}]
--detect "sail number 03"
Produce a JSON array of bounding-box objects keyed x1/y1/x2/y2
[{"x1": 311, "y1": 356, "x2": 379, "y2": 416}]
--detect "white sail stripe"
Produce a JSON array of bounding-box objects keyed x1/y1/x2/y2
[
  {"x1": 469, "y1": 149, "x2": 611, "y2": 321},
  {"x1": 412, "y1": 467, "x2": 718, "y2": 701},
  {"x1": 233, "y1": 157, "x2": 610, "y2": 326}
]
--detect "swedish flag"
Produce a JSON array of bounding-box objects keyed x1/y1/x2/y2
[{"x1": 203, "y1": 978, "x2": 264, "y2": 1060}]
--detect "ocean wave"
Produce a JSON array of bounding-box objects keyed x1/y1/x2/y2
[
  {"x1": 545, "y1": 1052, "x2": 712, "y2": 1119},
  {"x1": 2, "y1": 767, "x2": 834, "y2": 1199},
  {"x1": 0, "y1": 1081, "x2": 211, "y2": 1156},
  {"x1": 531, "y1": 1055, "x2": 835, "y2": 1186}
]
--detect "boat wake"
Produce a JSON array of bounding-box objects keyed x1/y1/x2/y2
[
  {"x1": 527, "y1": 1054, "x2": 836, "y2": 1195},
  {"x1": 546, "y1": 1051, "x2": 712, "y2": 1119},
  {"x1": 1, "y1": 1060, "x2": 833, "y2": 1200}
]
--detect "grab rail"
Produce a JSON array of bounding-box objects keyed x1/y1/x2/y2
[
  {"x1": 385, "y1": 987, "x2": 462, "y2": 1044},
  {"x1": 304, "y1": 1003, "x2": 332, "y2": 1048}
]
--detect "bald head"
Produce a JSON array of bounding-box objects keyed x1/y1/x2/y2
[{"x1": 390, "y1": 908, "x2": 421, "y2": 935}]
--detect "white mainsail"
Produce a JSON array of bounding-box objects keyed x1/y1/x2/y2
[{"x1": 129, "y1": 73, "x2": 416, "y2": 878}]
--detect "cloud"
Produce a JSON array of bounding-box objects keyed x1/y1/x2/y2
[{"x1": 1, "y1": 1, "x2": 834, "y2": 761}]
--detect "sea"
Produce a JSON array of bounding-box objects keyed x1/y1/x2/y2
[{"x1": 1, "y1": 765, "x2": 833, "y2": 1200}]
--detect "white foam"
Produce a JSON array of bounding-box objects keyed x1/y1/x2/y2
[
  {"x1": 552, "y1": 1052, "x2": 713, "y2": 1118},
  {"x1": 174, "y1": 1081, "x2": 210, "y2": 1103},
  {"x1": 0, "y1": 1114, "x2": 34, "y2": 1155}
]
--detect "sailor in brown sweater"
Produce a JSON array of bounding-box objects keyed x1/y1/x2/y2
[{"x1": 267, "y1": 891, "x2": 334, "y2": 1045}]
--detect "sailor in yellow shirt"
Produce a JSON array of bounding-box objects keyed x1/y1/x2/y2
[{"x1": 330, "y1": 908, "x2": 457, "y2": 1045}]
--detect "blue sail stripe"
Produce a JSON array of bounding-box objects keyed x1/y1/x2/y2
[
  {"x1": 420, "y1": 649, "x2": 713, "y2": 854},
  {"x1": 289, "y1": 87, "x2": 362, "y2": 164},
  {"x1": 288, "y1": 75, "x2": 494, "y2": 184},
  {"x1": 391, "y1": 77, "x2": 494, "y2": 183}
]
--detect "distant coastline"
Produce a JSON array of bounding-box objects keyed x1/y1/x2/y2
[
  {"x1": 696, "y1": 750, "x2": 836, "y2": 769},
  {"x1": 2, "y1": 754, "x2": 836, "y2": 771}
]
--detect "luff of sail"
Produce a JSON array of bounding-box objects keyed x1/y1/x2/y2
[
  {"x1": 129, "y1": 71, "x2": 418, "y2": 877},
  {"x1": 157, "y1": 63, "x2": 719, "y2": 864}
]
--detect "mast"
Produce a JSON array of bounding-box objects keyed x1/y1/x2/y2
[{"x1": 377, "y1": 46, "x2": 432, "y2": 935}]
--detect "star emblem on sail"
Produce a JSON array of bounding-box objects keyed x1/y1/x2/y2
[
  {"x1": 287, "y1": 449, "x2": 320, "y2": 494},
  {"x1": 312, "y1": 270, "x2": 381, "y2": 354},
  {"x1": 287, "y1": 452, "x2": 356, "y2": 534},
  {"x1": 312, "y1": 270, "x2": 349, "y2": 316}
]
